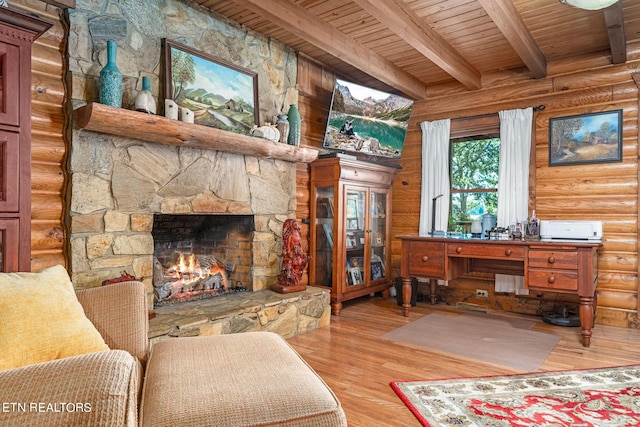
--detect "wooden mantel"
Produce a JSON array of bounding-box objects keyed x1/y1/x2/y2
[{"x1": 73, "y1": 103, "x2": 320, "y2": 164}]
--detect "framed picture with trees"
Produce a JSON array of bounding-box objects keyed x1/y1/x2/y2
[
  {"x1": 549, "y1": 110, "x2": 622, "y2": 166},
  {"x1": 162, "y1": 39, "x2": 259, "y2": 135}
]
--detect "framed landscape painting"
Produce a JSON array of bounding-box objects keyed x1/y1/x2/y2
[
  {"x1": 549, "y1": 110, "x2": 622, "y2": 166},
  {"x1": 162, "y1": 39, "x2": 259, "y2": 135}
]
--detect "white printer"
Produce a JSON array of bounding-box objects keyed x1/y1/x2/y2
[{"x1": 539, "y1": 220, "x2": 603, "y2": 242}]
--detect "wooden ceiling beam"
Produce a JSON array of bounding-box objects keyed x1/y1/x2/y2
[
  {"x1": 351, "y1": 0, "x2": 481, "y2": 90},
  {"x1": 232, "y1": 0, "x2": 427, "y2": 100},
  {"x1": 477, "y1": 0, "x2": 547, "y2": 79},
  {"x1": 604, "y1": 1, "x2": 626, "y2": 64}
]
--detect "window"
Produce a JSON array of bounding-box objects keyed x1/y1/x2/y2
[{"x1": 448, "y1": 134, "x2": 500, "y2": 233}]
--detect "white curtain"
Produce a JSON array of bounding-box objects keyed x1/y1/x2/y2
[
  {"x1": 419, "y1": 120, "x2": 451, "y2": 237},
  {"x1": 495, "y1": 107, "x2": 533, "y2": 293}
]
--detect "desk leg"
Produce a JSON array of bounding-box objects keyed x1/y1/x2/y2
[
  {"x1": 428, "y1": 279, "x2": 437, "y2": 305},
  {"x1": 579, "y1": 295, "x2": 594, "y2": 347},
  {"x1": 401, "y1": 277, "x2": 412, "y2": 316}
]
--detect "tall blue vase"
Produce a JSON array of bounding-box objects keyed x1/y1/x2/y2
[
  {"x1": 99, "y1": 40, "x2": 123, "y2": 108},
  {"x1": 287, "y1": 104, "x2": 301, "y2": 146}
]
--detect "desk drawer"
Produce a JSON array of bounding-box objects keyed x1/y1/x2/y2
[
  {"x1": 407, "y1": 242, "x2": 446, "y2": 278},
  {"x1": 528, "y1": 270, "x2": 578, "y2": 291},
  {"x1": 528, "y1": 250, "x2": 578, "y2": 269},
  {"x1": 447, "y1": 243, "x2": 525, "y2": 260}
]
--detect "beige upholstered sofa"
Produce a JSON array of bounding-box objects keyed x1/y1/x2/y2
[{"x1": 0, "y1": 272, "x2": 347, "y2": 426}]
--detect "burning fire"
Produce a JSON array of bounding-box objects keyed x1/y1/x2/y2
[
  {"x1": 163, "y1": 252, "x2": 228, "y2": 294},
  {"x1": 170, "y1": 252, "x2": 204, "y2": 279},
  {"x1": 153, "y1": 251, "x2": 247, "y2": 304}
]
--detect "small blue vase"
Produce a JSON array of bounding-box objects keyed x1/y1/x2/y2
[
  {"x1": 99, "y1": 40, "x2": 123, "y2": 108},
  {"x1": 287, "y1": 104, "x2": 301, "y2": 146}
]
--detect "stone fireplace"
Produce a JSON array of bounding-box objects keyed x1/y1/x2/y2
[
  {"x1": 65, "y1": 0, "x2": 331, "y2": 339},
  {"x1": 68, "y1": 139, "x2": 297, "y2": 307},
  {"x1": 67, "y1": 0, "x2": 301, "y2": 306}
]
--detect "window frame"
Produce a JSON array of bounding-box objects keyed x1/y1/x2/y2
[{"x1": 448, "y1": 114, "x2": 501, "y2": 231}]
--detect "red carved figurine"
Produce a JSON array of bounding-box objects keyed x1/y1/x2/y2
[{"x1": 271, "y1": 219, "x2": 309, "y2": 293}]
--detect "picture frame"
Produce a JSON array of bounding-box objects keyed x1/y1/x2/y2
[
  {"x1": 162, "y1": 39, "x2": 259, "y2": 135},
  {"x1": 346, "y1": 231, "x2": 358, "y2": 250},
  {"x1": 349, "y1": 267, "x2": 363, "y2": 285},
  {"x1": 370, "y1": 261, "x2": 383, "y2": 280},
  {"x1": 549, "y1": 110, "x2": 622, "y2": 166},
  {"x1": 371, "y1": 231, "x2": 384, "y2": 247},
  {"x1": 350, "y1": 257, "x2": 364, "y2": 269}
]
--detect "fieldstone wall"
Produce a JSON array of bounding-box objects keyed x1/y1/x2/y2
[
  {"x1": 67, "y1": 0, "x2": 299, "y2": 304},
  {"x1": 68, "y1": 0, "x2": 296, "y2": 119}
]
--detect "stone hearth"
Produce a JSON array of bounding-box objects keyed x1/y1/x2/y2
[{"x1": 149, "y1": 287, "x2": 330, "y2": 345}]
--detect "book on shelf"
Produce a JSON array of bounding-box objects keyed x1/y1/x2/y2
[{"x1": 317, "y1": 197, "x2": 334, "y2": 218}]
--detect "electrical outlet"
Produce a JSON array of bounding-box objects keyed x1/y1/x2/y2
[{"x1": 476, "y1": 289, "x2": 488, "y2": 298}]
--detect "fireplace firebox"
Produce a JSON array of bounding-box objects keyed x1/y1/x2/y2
[{"x1": 152, "y1": 214, "x2": 254, "y2": 305}]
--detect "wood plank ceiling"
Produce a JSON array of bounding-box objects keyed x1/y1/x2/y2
[{"x1": 194, "y1": 0, "x2": 640, "y2": 100}]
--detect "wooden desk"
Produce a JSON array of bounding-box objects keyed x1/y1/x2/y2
[{"x1": 397, "y1": 235, "x2": 602, "y2": 347}]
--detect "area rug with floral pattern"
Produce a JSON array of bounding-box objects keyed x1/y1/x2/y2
[{"x1": 391, "y1": 365, "x2": 640, "y2": 426}]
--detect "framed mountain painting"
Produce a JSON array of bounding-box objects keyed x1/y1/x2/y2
[{"x1": 162, "y1": 39, "x2": 259, "y2": 135}]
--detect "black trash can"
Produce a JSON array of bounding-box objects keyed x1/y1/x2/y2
[{"x1": 395, "y1": 277, "x2": 418, "y2": 307}]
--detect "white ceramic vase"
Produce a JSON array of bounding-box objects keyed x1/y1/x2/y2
[
  {"x1": 134, "y1": 76, "x2": 156, "y2": 114},
  {"x1": 180, "y1": 107, "x2": 194, "y2": 123},
  {"x1": 251, "y1": 123, "x2": 280, "y2": 142},
  {"x1": 164, "y1": 99, "x2": 179, "y2": 120}
]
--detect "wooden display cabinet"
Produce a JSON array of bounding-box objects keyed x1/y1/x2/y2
[
  {"x1": 0, "y1": 9, "x2": 51, "y2": 271},
  {"x1": 310, "y1": 157, "x2": 398, "y2": 315}
]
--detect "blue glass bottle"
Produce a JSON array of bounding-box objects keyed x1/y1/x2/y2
[{"x1": 99, "y1": 40, "x2": 123, "y2": 108}]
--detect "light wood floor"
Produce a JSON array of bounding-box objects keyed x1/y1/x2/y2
[{"x1": 286, "y1": 295, "x2": 640, "y2": 427}]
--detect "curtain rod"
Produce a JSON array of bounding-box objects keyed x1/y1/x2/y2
[{"x1": 416, "y1": 105, "x2": 545, "y2": 127}]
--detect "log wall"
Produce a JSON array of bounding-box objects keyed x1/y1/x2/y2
[
  {"x1": 14, "y1": 0, "x2": 67, "y2": 271},
  {"x1": 297, "y1": 46, "x2": 640, "y2": 329}
]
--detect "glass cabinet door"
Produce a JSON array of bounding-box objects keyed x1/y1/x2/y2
[
  {"x1": 345, "y1": 189, "x2": 366, "y2": 287},
  {"x1": 369, "y1": 191, "x2": 387, "y2": 283},
  {"x1": 313, "y1": 186, "x2": 334, "y2": 287}
]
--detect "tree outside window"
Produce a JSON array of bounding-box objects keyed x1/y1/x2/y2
[{"x1": 449, "y1": 136, "x2": 500, "y2": 232}]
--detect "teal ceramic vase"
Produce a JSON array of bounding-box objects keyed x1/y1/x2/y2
[
  {"x1": 286, "y1": 104, "x2": 301, "y2": 146},
  {"x1": 99, "y1": 40, "x2": 123, "y2": 108}
]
